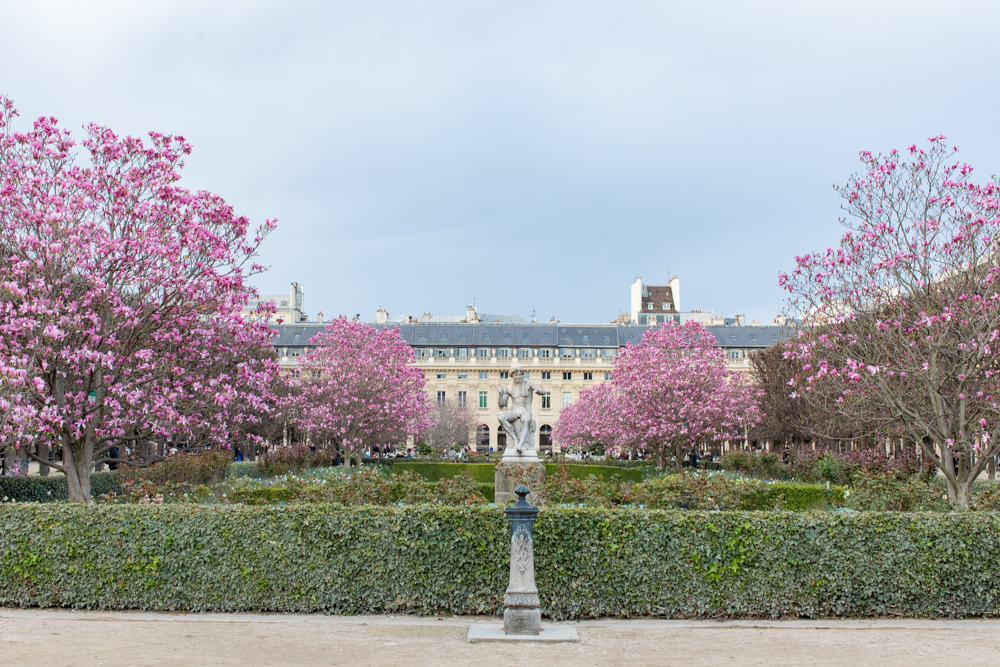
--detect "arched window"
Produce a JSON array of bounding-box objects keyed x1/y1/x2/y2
[
  {"x1": 477, "y1": 424, "x2": 490, "y2": 448},
  {"x1": 539, "y1": 425, "x2": 552, "y2": 450},
  {"x1": 497, "y1": 432, "x2": 507, "y2": 449}
]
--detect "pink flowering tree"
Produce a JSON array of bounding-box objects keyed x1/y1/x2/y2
[
  {"x1": 555, "y1": 322, "x2": 760, "y2": 471},
  {"x1": 0, "y1": 98, "x2": 279, "y2": 501},
  {"x1": 780, "y1": 137, "x2": 1000, "y2": 506},
  {"x1": 552, "y1": 382, "x2": 616, "y2": 455},
  {"x1": 280, "y1": 318, "x2": 434, "y2": 466}
]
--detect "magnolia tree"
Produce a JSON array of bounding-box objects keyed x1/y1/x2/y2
[
  {"x1": 555, "y1": 322, "x2": 760, "y2": 470},
  {"x1": 425, "y1": 397, "x2": 478, "y2": 453},
  {"x1": 0, "y1": 98, "x2": 279, "y2": 501},
  {"x1": 780, "y1": 137, "x2": 1000, "y2": 506},
  {"x1": 552, "y1": 382, "x2": 615, "y2": 454},
  {"x1": 281, "y1": 318, "x2": 433, "y2": 466}
]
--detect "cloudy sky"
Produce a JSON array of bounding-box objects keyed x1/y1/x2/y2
[{"x1": 3, "y1": 0, "x2": 999, "y2": 324}]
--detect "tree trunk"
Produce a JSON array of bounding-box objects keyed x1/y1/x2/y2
[
  {"x1": 63, "y1": 436, "x2": 93, "y2": 503},
  {"x1": 989, "y1": 456, "x2": 996, "y2": 481},
  {"x1": 37, "y1": 441, "x2": 50, "y2": 477}
]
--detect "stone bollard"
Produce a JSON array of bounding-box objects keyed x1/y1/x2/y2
[{"x1": 503, "y1": 485, "x2": 541, "y2": 635}]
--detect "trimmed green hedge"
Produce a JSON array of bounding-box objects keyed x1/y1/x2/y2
[
  {"x1": 544, "y1": 463, "x2": 642, "y2": 483},
  {"x1": 738, "y1": 483, "x2": 846, "y2": 511},
  {"x1": 477, "y1": 483, "x2": 495, "y2": 500},
  {"x1": 0, "y1": 471, "x2": 120, "y2": 502},
  {"x1": 393, "y1": 461, "x2": 642, "y2": 484},
  {"x1": 3, "y1": 504, "x2": 1000, "y2": 618},
  {"x1": 393, "y1": 462, "x2": 496, "y2": 483}
]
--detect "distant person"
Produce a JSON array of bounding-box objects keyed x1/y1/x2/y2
[{"x1": 108, "y1": 446, "x2": 120, "y2": 471}]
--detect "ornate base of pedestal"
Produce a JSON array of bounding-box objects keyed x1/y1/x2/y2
[
  {"x1": 503, "y1": 607, "x2": 542, "y2": 635},
  {"x1": 494, "y1": 461, "x2": 546, "y2": 505}
]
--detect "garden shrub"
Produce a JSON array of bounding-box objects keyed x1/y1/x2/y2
[
  {"x1": 545, "y1": 465, "x2": 637, "y2": 507},
  {"x1": 393, "y1": 462, "x2": 495, "y2": 483},
  {"x1": 0, "y1": 471, "x2": 120, "y2": 502},
  {"x1": 637, "y1": 473, "x2": 842, "y2": 511},
  {"x1": 121, "y1": 452, "x2": 231, "y2": 486},
  {"x1": 227, "y1": 462, "x2": 263, "y2": 479},
  {"x1": 393, "y1": 461, "x2": 642, "y2": 484},
  {"x1": 256, "y1": 445, "x2": 335, "y2": 477},
  {"x1": 232, "y1": 487, "x2": 296, "y2": 504},
  {"x1": 844, "y1": 473, "x2": 947, "y2": 512},
  {"x1": 5, "y1": 504, "x2": 1000, "y2": 618}
]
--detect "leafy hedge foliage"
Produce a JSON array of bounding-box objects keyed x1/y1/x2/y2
[
  {"x1": 392, "y1": 461, "x2": 642, "y2": 484},
  {"x1": 4, "y1": 504, "x2": 1000, "y2": 618},
  {"x1": 393, "y1": 462, "x2": 495, "y2": 483},
  {"x1": 0, "y1": 471, "x2": 120, "y2": 502}
]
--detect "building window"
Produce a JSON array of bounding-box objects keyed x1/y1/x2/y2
[
  {"x1": 560, "y1": 349, "x2": 574, "y2": 357},
  {"x1": 460, "y1": 334, "x2": 468, "y2": 339},
  {"x1": 479, "y1": 391, "x2": 488, "y2": 409},
  {"x1": 728, "y1": 350, "x2": 742, "y2": 359},
  {"x1": 662, "y1": 303, "x2": 668, "y2": 309},
  {"x1": 415, "y1": 348, "x2": 430, "y2": 357},
  {"x1": 497, "y1": 348, "x2": 511, "y2": 357},
  {"x1": 604, "y1": 372, "x2": 611, "y2": 380},
  {"x1": 771, "y1": 334, "x2": 778, "y2": 339},
  {"x1": 750, "y1": 334, "x2": 757, "y2": 340},
  {"x1": 437, "y1": 391, "x2": 446, "y2": 404},
  {"x1": 457, "y1": 372, "x2": 467, "y2": 380},
  {"x1": 458, "y1": 391, "x2": 467, "y2": 408},
  {"x1": 436, "y1": 372, "x2": 447, "y2": 380},
  {"x1": 538, "y1": 349, "x2": 551, "y2": 357},
  {"x1": 729, "y1": 334, "x2": 737, "y2": 340},
  {"x1": 647, "y1": 302, "x2": 653, "y2": 309},
  {"x1": 542, "y1": 333, "x2": 549, "y2": 339},
  {"x1": 523, "y1": 371, "x2": 530, "y2": 379},
  {"x1": 563, "y1": 372, "x2": 572, "y2": 380},
  {"x1": 583, "y1": 372, "x2": 593, "y2": 380},
  {"x1": 436, "y1": 348, "x2": 448, "y2": 357},
  {"x1": 601, "y1": 348, "x2": 616, "y2": 358},
  {"x1": 539, "y1": 425, "x2": 553, "y2": 449},
  {"x1": 477, "y1": 424, "x2": 489, "y2": 446},
  {"x1": 562, "y1": 392, "x2": 572, "y2": 407},
  {"x1": 504, "y1": 333, "x2": 511, "y2": 340},
  {"x1": 542, "y1": 393, "x2": 551, "y2": 409},
  {"x1": 458, "y1": 348, "x2": 468, "y2": 357},
  {"x1": 542, "y1": 371, "x2": 551, "y2": 380},
  {"x1": 477, "y1": 348, "x2": 490, "y2": 357},
  {"x1": 626, "y1": 334, "x2": 633, "y2": 339},
  {"x1": 479, "y1": 371, "x2": 488, "y2": 380},
  {"x1": 483, "y1": 334, "x2": 490, "y2": 340},
  {"x1": 581, "y1": 349, "x2": 595, "y2": 358},
  {"x1": 582, "y1": 334, "x2": 589, "y2": 340},
  {"x1": 518, "y1": 348, "x2": 532, "y2": 357},
  {"x1": 500, "y1": 371, "x2": 509, "y2": 380},
  {"x1": 604, "y1": 335, "x2": 610, "y2": 342}
]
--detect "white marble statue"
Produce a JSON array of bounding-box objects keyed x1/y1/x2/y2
[{"x1": 497, "y1": 362, "x2": 546, "y2": 461}]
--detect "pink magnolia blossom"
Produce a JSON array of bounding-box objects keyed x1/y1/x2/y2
[
  {"x1": 554, "y1": 322, "x2": 760, "y2": 471},
  {"x1": 781, "y1": 136, "x2": 1000, "y2": 507},
  {"x1": 0, "y1": 97, "x2": 279, "y2": 501},
  {"x1": 279, "y1": 318, "x2": 434, "y2": 466}
]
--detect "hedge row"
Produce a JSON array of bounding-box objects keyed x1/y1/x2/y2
[
  {"x1": 393, "y1": 461, "x2": 643, "y2": 484},
  {"x1": 3, "y1": 504, "x2": 1000, "y2": 618},
  {"x1": 0, "y1": 471, "x2": 120, "y2": 502},
  {"x1": 232, "y1": 482, "x2": 497, "y2": 504}
]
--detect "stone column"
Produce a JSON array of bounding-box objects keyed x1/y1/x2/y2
[{"x1": 503, "y1": 485, "x2": 542, "y2": 635}]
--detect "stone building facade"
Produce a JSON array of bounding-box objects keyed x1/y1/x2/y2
[{"x1": 268, "y1": 320, "x2": 792, "y2": 452}]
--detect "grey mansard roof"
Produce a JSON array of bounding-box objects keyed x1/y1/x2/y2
[{"x1": 268, "y1": 322, "x2": 796, "y2": 349}]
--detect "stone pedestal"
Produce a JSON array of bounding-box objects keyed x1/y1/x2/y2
[
  {"x1": 495, "y1": 461, "x2": 546, "y2": 505},
  {"x1": 503, "y1": 486, "x2": 542, "y2": 635}
]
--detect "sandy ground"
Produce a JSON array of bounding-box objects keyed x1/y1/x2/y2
[{"x1": 1, "y1": 610, "x2": 999, "y2": 667}]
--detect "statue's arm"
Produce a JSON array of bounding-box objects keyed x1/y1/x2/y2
[
  {"x1": 530, "y1": 381, "x2": 547, "y2": 396},
  {"x1": 497, "y1": 385, "x2": 509, "y2": 408}
]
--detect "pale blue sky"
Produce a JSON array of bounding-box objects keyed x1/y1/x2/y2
[{"x1": 3, "y1": 1, "x2": 1000, "y2": 323}]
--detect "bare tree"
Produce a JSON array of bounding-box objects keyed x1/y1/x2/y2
[{"x1": 424, "y1": 398, "x2": 477, "y2": 453}]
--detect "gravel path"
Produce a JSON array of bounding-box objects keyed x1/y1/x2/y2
[{"x1": 2, "y1": 609, "x2": 999, "y2": 666}]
